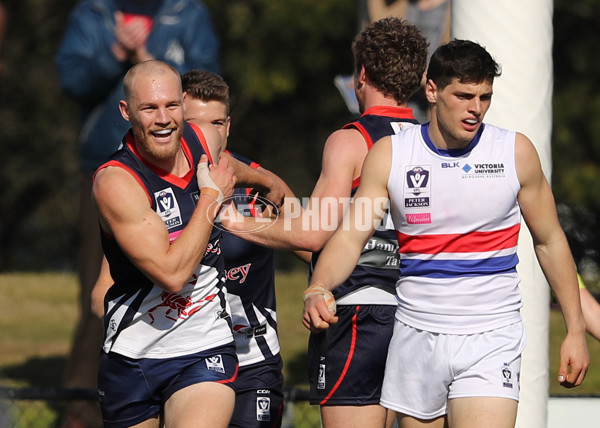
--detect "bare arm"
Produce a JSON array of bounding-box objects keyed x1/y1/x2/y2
[
  {"x1": 221, "y1": 152, "x2": 287, "y2": 208},
  {"x1": 579, "y1": 286, "x2": 600, "y2": 341},
  {"x1": 302, "y1": 137, "x2": 392, "y2": 331},
  {"x1": 93, "y1": 154, "x2": 235, "y2": 293},
  {"x1": 91, "y1": 256, "x2": 112, "y2": 318},
  {"x1": 222, "y1": 128, "x2": 367, "y2": 252},
  {"x1": 516, "y1": 132, "x2": 589, "y2": 387}
]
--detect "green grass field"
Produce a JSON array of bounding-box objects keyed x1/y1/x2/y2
[{"x1": 0, "y1": 271, "x2": 598, "y2": 422}]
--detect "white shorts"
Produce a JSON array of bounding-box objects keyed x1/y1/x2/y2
[{"x1": 380, "y1": 321, "x2": 526, "y2": 419}]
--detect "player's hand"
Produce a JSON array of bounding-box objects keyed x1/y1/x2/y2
[
  {"x1": 302, "y1": 284, "x2": 338, "y2": 333},
  {"x1": 557, "y1": 330, "x2": 589, "y2": 388},
  {"x1": 263, "y1": 180, "x2": 285, "y2": 211},
  {"x1": 197, "y1": 154, "x2": 235, "y2": 204}
]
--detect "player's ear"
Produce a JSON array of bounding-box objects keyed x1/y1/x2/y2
[
  {"x1": 425, "y1": 79, "x2": 437, "y2": 104},
  {"x1": 119, "y1": 100, "x2": 130, "y2": 122}
]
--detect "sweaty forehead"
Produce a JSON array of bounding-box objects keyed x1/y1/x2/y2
[{"x1": 131, "y1": 73, "x2": 182, "y2": 104}]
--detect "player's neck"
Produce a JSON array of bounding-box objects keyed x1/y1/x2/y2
[{"x1": 363, "y1": 90, "x2": 406, "y2": 111}]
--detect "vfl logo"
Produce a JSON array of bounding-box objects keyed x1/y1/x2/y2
[
  {"x1": 154, "y1": 188, "x2": 182, "y2": 229},
  {"x1": 158, "y1": 191, "x2": 174, "y2": 214},
  {"x1": 206, "y1": 355, "x2": 225, "y2": 373},
  {"x1": 407, "y1": 167, "x2": 429, "y2": 189},
  {"x1": 317, "y1": 362, "x2": 326, "y2": 390},
  {"x1": 404, "y1": 165, "x2": 431, "y2": 208},
  {"x1": 256, "y1": 396, "x2": 271, "y2": 421},
  {"x1": 502, "y1": 363, "x2": 513, "y2": 388}
]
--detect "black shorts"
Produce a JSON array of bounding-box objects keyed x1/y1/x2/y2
[
  {"x1": 308, "y1": 304, "x2": 395, "y2": 406},
  {"x1": 229, "y1": 354, "x2": 285, "y2": 428}
]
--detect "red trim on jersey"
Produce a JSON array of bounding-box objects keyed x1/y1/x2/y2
[
  {"x1": 187, "y1": 121, "x2": 214, "y2": 164},
  {"x1": 347, "y1": 106, "x2": 415, "y2": 190},
  {"x1": 361, "y1": 105, "x2": 414, "y2": 120},
  {"x1": 396, "y1": 223, "x2": 521, "y2": 254},
  {"x1": 273, "y1": 402, "x2": 284, "y2": 428},
  {"x1": 117, "y1": 128, "x2": 209, "y2": 189},
  {"x1": 95, "y1": 160, "x2": 153, "y2": 206},
  {"x1": 353, "y1": 122, "x2": 374, "y2": 148},
  {"x1": 320, "y1": 305, "x2": 360, "y2": 405}
]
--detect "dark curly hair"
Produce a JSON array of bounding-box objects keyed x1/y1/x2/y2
[
  {"x1": 427, "y1": 39, "x2": 501, "y2": 90},
  {"x1": 181, "y1": 69, "x2": 230, "y2": 112},
  {"x1": 352, "y1": 17, "x2": 428, "y2": 104}
]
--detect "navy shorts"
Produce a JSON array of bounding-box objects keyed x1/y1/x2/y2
[
  {"x1": 229, "y1": 354, "x2": 285, "y2": 428},
  {"x1": 98, "y1": 343, "x2": 238, "y2": 428},
  {"x1": 308, "y1": 305, "x2": 395, "y2": 406}
]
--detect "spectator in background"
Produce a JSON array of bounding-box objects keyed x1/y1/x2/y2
[{"x1": 54, "y1": 1, "x2": 220, "y2": 426}]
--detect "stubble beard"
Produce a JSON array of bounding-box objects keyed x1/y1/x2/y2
[{"x1": 135, "y1": 126, "x2": 182, "y2": 162}]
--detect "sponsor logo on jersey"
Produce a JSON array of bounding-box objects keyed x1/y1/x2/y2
[
  {"x1": 225, "y1": 263, "x2": 251, "y2": 284},
  {"x1": 204, "y1": 238, "x2": 221, "y2": 256},
  {"x1": 155, "y1": 188, "x2": 182, "y2": 229},
  {"x1": 190, "y1": 190, "x2": 200, "y2": 205},
  {"x1": 406, "y1": 213, "x2": 432, "y2": 224},
  {"x1": 233, "y1": 323, "x2": 267, "y2": 338},
  {"x1": 441, "y1": 161, "x2": 461, "y2": 169},
  {"x1": 461, "y1": 162, "x2": 506, "y2": 179},
  {"x1": 216, "y1": 308, "x2": 230, "y2": 320}
]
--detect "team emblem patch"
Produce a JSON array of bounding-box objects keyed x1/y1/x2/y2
[
  {"x1": 256, "y1": 396, "x2": 271, "y2": 421},
  {"x1": 502, "y1": 363, "x2": 513, "y2": 388},
  {"x1": 206, "y1": 355, "x2": 225, "y2": 373},
  {"x1": 155, "y1": 188, "x2": 182, "y2": 229},
  {"x1": 404, "y1": 165, "x2": 431, "y2": 208},
  {"x1": 317, "y1": 362, "x2": 326, "y2": 390}
]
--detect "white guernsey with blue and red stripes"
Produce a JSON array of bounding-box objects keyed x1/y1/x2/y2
[{"x1": 387, "y1": 123, "x2": 523, "y2": 334}]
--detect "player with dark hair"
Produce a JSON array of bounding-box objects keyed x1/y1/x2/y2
[{"x1": 304, "y1": 39, "x2": 589, "y2": 428}]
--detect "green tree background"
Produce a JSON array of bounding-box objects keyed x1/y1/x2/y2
[{"x1": 0, "y1": 0, "x2": 599, "y2": 285}]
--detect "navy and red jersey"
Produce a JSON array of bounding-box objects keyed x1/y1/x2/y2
[
  {"x1": 312, "y1": 106, "x2": 419, "y2": 304},
  {"x1": 220, "y1": 152, "x2": 281, "y2": 366},
  {"x1": 96, "y1": 122, "x2": 233, "y2": 359}
]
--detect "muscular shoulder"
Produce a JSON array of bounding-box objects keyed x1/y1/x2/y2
[
  {"x1": 93, "y1": 166, "x2": 151, "y2": 232},
  {"x1": 514, "y1": 132, "x2": 544, "y2": 187},
  {"x1": 322, "y1": 128, "x2": 369, "y2": 172}
]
